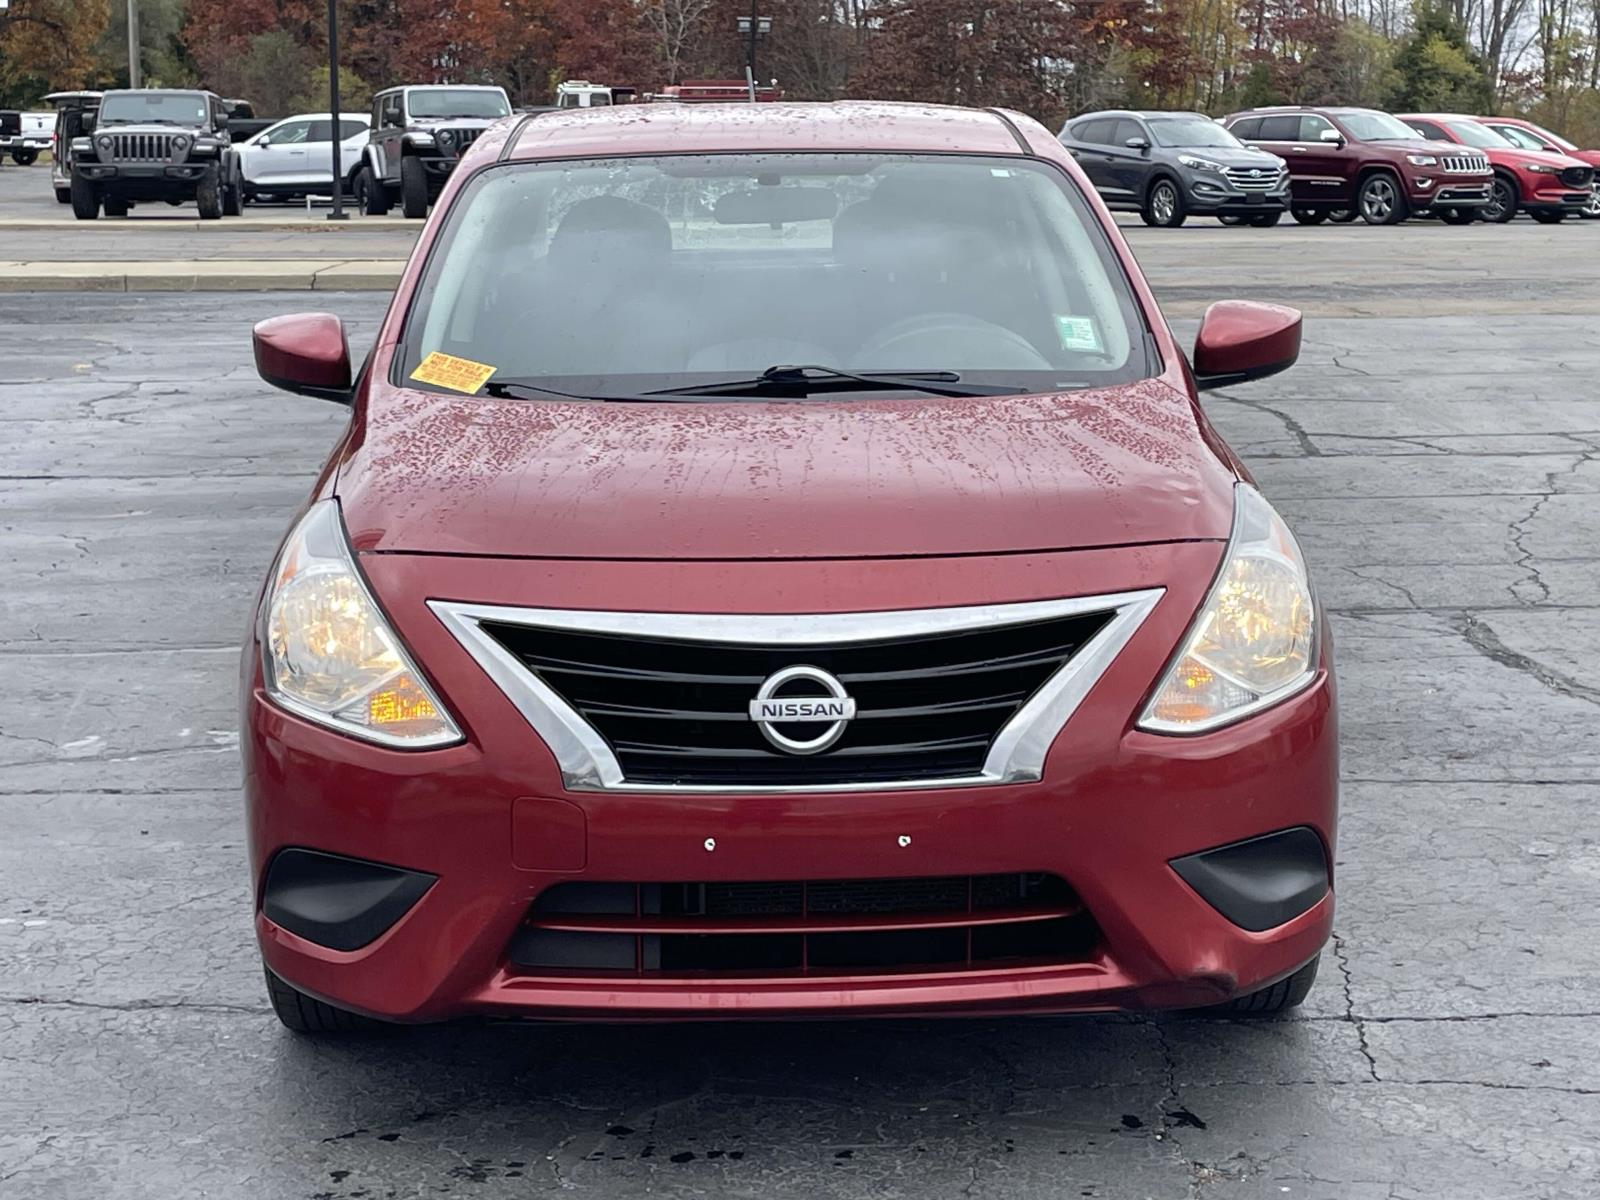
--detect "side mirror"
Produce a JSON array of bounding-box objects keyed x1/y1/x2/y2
[
  {"x1": 1192, "y1": 301, "x2": 1302, "y2": 391},
  {"x1": 1125, "y1": 136, "x2": 1151, "y2": 151},
  {"x1": 216, "y1": 112, "x2": 230, "y2": 132},
  {"x1": 1318, "y1": 128, "x2": 1345, "y2": 145},
  {"x1": 254, "y1": 313, "x2": 353, "y2": 404}
]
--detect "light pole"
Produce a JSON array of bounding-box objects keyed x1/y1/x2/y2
[
  {"x1": 326, "y1": 0, "x2": 347, "y2": 220},
  {"x1": 126, "y1": 0, "x2": 141, "y2": 88},
  {"x1": 735, "y1": 10, "x2": 771, "y2": 101}
]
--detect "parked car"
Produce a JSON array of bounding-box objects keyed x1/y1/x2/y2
[
  {"x1": 1398, "y1": 113, "x2": 1593, "y2": 224},
  {"x1": 1059, "y1": 109, "x2": 1290, "y2": 227},
  {"x1": 1222, "y1": 106, "x2": 1491, "y2": 225},
  {"x1": 68, "y1": 88, "x2": 243, "y2": 220},
  {"x1": 244, "y1": 101, "x2": 1336, "y2": 1033},
  {"x1": 0, "y1": 110, "x2": 53, "y2": 165},
  {"x1": 45, "y1": 91, "x2": 101, "y2": 203},
  {"x1": 1476, "y1": 116, "x2": 1600, "y2": 219},
  {"x1": 238, "y1": 112, "x2": 370, "y2": 203},
  {"x1": 357, "y1": 84, "x2": 512, "y2": 218}
]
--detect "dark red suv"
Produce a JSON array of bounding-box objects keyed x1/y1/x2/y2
[{"x1": 1223, "y1": 105, "x2": 1491, "y2": 225}]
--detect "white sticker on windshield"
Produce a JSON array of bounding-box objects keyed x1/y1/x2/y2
[{"x1": 1055, "y1": 315, "x2": 1103, "y2": 353}]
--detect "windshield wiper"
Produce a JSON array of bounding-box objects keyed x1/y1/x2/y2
[
  {"x1": 645, "y1": 365, "x2": 1020, "y2": 399},
  {"x1": 481, "y1": 378, "x2": 685, "y2": 403}
]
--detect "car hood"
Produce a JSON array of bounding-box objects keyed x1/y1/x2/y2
[
  {"x1": 412, "y1": 117, "x2": 500, "y2": 130},
  {"x1": 1494, "y1": 146, "x2": 1592, "y2": 170},
  {"x1": 96, "y1": 122, "x2": 203, "y2": 135},
  {"x1": 336, "y1": 381, "x2": 1239, "y2": 560},
  {"x1": 1373, "y1": 137, "x2": 1473, "y2": 157},
  {"x1": 1177, "y1": 146, "x2": 1283, "y2": 169}
]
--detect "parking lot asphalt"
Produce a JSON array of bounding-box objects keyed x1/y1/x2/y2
[{"x1": 4, "y1": 214, "x2": 1600, "y2": 1198}]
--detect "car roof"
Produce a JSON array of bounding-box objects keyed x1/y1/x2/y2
[
  {"x1": 505, "y1": 101, "x2": 1029, "y2": 161},
  {"x1": 268, "y1": 112, "x2": 370, "y2": 122},
  {"x1": 378, "y1": 84, "x2": 506, "y2": 95},
  {"x1": 1397, "y1": 113, "x2": 1479, "y2": 121},
  {"x1": 1073, "y1": 110, "x2": 1209, "y2": 121}
]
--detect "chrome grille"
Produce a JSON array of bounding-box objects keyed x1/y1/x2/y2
[
  {"x1": 481, "y1": 612, "x2": 1112, "y2": 787},
  {"x1": 442, "y1": 126, "x2": 483, "y2": 156},
  {"x1": 1560, "y1": 166, "x2": 1594, "y2": 188},
  {"x1": 1442, "y1": 155, "x2": 1488, "y2": 174},
  {"x1": 107, "y1": 132, "x2": 183, "y2": 162},
  {"x1": 432, "y1": 592, "x2": 1163, "y2": 793},
  {"x1": 1225, "y1": 165, "x2": 1284, "y2": 191}
]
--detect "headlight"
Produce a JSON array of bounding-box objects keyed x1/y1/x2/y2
[
  {"x1": 1523, "y1": 162, "x2": 1558, "y2": 174},
  {"x1": 97, "y1": 136, "x2": 113, "y2": 151},
  {"x1": 261, "y1": 501, "x2": 461, "y2": 748},
  {"x1": 1139, "y1": 485, "x2": 1317, "y2": 733},
  {"x1": 172, "y1": 134, "x2": 190, "y2": 151},
  {"x1": 438, "y1": 130, "x2": 455, "y2": 146},
  {"x1": 1178, "y1": 155, "x2": 1225, "y2": 172},
  {"x1": 1406, "y1": 154, "x2": 1438, "y2": 166}
]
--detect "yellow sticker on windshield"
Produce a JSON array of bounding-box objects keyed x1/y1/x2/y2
[{"x1": 410, "y1": 351, "x2": 497, "y2": 394}]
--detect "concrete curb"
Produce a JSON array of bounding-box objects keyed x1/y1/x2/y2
[
  {"x1": 0, "y1": 216, "x2": 416, "y2": 232},
  {"x1": 0, "y1": 259, "x2": 405, "y2": 292}
]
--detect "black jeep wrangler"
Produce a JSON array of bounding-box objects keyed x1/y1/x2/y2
[
  {"x1": 356, "y1": 85, "x2": 512, "y2": 218},
  {"x1": 70, "y1": 89, "x2": 244, "y2": 220}
]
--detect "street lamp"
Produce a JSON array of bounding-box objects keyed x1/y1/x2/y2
[
  {"x1": 326, "y1": 0, "x2": 347, "y2": 220},
  {"x1": 735, "y1": 9, "x2": 772, "y2": 101}
]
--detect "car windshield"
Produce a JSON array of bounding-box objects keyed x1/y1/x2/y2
[
  {"x1": 98, "y1": 92, "x2": 207, "y2": 125},
  {"x1": 1523, "y1": 121, "x2": 1577, "y2": 151},
  {"x1": 1342, "y1": 111, "x2": 1430, "y2": 141},
  {"x1": 407, "y1": 89, "x2": 510, "y2": 120},
  {"x1": 1149, "y1": 117, "x2": 1240, "y2": 149},
  {"x1": 1444, "y1": 120, "x2": 1510, "y2": 149},
  {"x1": 399, "y1": 153, "x2": 1151, "y2": 399}
]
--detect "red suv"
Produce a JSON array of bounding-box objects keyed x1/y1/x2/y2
[
  {"x1": 1476, "y1": 115, "x2": 1600, "y2": 219},
  {"x1": 1400, "y1": 114, "x2": 1593, "y2": 223},
  {"x1": 1223, "y1": 105, "x2": 1491, "y2": 224},
  {"x1": 244, "y1": 102, "x2": 1337, "y2": 1032}
]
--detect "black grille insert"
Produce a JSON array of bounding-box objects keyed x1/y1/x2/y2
[
  {"x1": 482, "y1": 612, "x2": 1112, "y2": 787},
  {"x1": 509, "y1": 874, "x2": 1098, "y2": 976}
]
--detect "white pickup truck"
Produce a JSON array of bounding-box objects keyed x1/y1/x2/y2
[{"x1": 0, "y1": 111, "x2": 54, "y2": 165}]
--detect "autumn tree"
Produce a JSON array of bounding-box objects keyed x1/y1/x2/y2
[{"x1": 0, "y1": 0, "x2": 110, "y2": 104}]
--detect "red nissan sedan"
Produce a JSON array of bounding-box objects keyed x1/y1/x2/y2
[{"x1": 244, "y1": 102, "x2": 1336, "y2": 1032}]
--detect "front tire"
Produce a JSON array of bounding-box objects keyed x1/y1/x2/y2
[
  {"x1": 1328, "y1": 208, "x2": 1357, "y2": 223},
  {"x1": 1141, "y1": 178, "x2": 1186, "y2": 227},
  {"x1": 265, "y1": 967, "x2": 385, "y2": 1035},
  {"x1": 1211, "y1": 955, "x2": 1320, "y2": 1017},
  {"x1": 102, "y1": 195, "x2": 130, "y2": 218},
  {"x1": 1291, "y1": 207, "x2": 1327, "y2": 225},
  {"x1": 1438, "y1": 206, "x2": 1478, "y2": 225},
  {"x1": 1529, "y1": 209, "x2": 1566, "y2": 224},
  {"x1": 1482, "y1": 175, "x2": 1517, "y2": 224},
  {"x1": 69, "y1": 174, "x2": 99, "y2": 220},
  {"x1": 1246, "y1": 210, "x2": 1282, "y2": 227},
  {"x1": 222, "y1": 180, "x2": 242, "y2": 217},
  {"x1": 1216, "y1": 214, "x2": 1245, "y2": 226},
  {"x1": 12, "y1": 148, "x2": 39, "y2": 167},
  {"x1": 55, "y1": 185, "x2": 72, "y2": 204},
  {"x1": 400, "y1": 155, "x2": 429, "y2": 219},
  {"x1": 1357, "y1": 173, "x2": 1407, "y2": 225},
  {"x1": 1582, "y1": 189, "x2": 1600, "y2": 219},
  {"x1": 195, "y1": 167, "x2": 223, "y2": 220},
  {"x1": 357, "y1": 166, "x2": 391, "y2": 215}
]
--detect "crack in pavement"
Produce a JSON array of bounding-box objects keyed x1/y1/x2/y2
[{"x1": 1454, "y1": 613, "x2": 1600, "y2": 708}]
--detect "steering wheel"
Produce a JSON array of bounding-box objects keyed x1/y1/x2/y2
[{"x1": 855, "y1": 312, "x2": 1053, "y2": 371}]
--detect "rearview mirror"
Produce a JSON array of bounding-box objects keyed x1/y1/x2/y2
[
  {"x1": 1192, "y1": 301, "x2": 1302, "y2": 391},
  {"x1": 253, "y1": 313, "x2": 353, "y2": 404},
  {"x1": 714, "y1": 186, "x2": 839, "y2": 225},
  {"x1": 1318, "y1": 128, "x2": 1344, "y2": 145},
  {"x1": 1125, "y1": 136, "x2": 1151, "y2": 151}
]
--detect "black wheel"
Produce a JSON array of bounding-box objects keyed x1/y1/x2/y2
[
  {"x1": 400, "y1": 155, "x2": 429, "y2": 219},
  {"x1": 55, "y1": 185, "x2": 72, "y2": 204},
  {"x1": 1140, "y1": 177, "x2": 1186, "y2": 227},
  {"x1": 1357, "y1": 173, "x2": 1407, "y2": 225},
  {"x1": 1210, "y1": 955, "x2": 1320, "y2": 1017},
  {"x1": 1482, "y1": 175, "x2": 1517, "y2": 224},
  {"x1": 1529, "y1": 209, "x2": 1566, "y2": 224},
  {"x1": 12, "y1": 148, "x2": 39, "y2": 167},
  {"x1": 1582, "y1": 189, "x2": 1600, "y2": 219},
  {"x1": 1328, "y1": 208, "x2": 1357, "y2": 223},
  {"x1": 222, "y1": 180, "x2": 242, "y2": 217},
  {"x1": 265, "y1": 967, "x2": 385, "y2": 1034},
  {"x1": 357, "y1": 166, "x2": 390, "y2": 216},
  {"x1": 69, "y1": 173, "x2": 99, "y2": 220},
  {"x1": 195, "y1": 167, "x2": 223, "y2": 220},
  {"x1": 1291, "y1": 207, "x2": 1327, "y2": 225},
  {"x1": 1246, "y1": 210, "x2": 1282, "y2": 227},
  {"x1": 1216, "y1": 214, "x2": 1245, "y2": 225},
  {"x1": 102, "y1": 195, "x2": 130, "y2": 218},
  {"x1": 1438, "y1": 206, "x2": 1478, "y2": 225}
]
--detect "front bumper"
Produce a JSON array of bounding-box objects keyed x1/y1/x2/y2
[
  {"x1": 1525, "y1": 186, "x2": 1592, "y2": 212},
  {"x1": 73, "y1": 161, "x2": 215, "y2": 197},
  {"x1": 245, "y1": 544, "x2": 1338, "y2": 1022},
  {"x1": 1409, "y1": 178, "x2": 1491, "y2": 208},
  {"x1": 1185, "y1": 176, "x2": 1291, "y2": 214}
]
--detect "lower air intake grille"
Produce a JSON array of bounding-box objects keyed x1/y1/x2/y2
[
  {"x1": 509, "y1": 874, "x2": 1099, "y2": 976},
  {"x1": 480, "y1": 611, "x2": 1112, "y2": 788}
]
